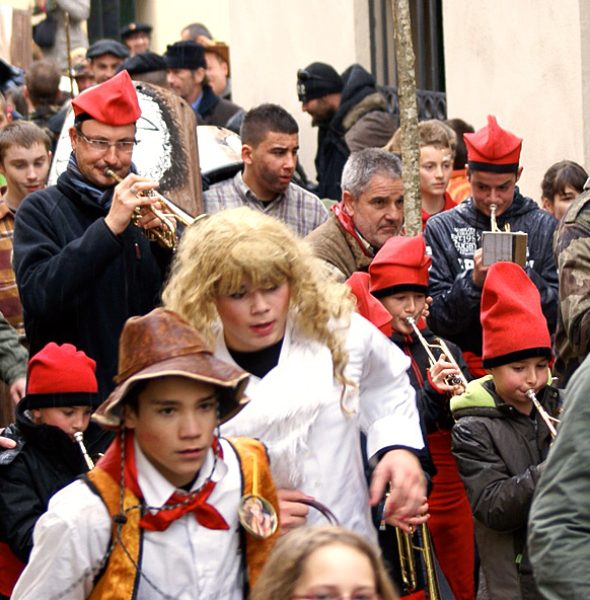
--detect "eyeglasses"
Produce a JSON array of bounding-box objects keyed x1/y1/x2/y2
[
  {"x1": 77, "y1": 131, "x2": 137, "y2": 154},
  {"x1": 293, "y1": 593, "x2": 381, "y2": 600}
]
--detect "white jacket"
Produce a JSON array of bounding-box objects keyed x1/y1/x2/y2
[{"x1": 220, "y1": 312, "x2": 424, "y2": 540}]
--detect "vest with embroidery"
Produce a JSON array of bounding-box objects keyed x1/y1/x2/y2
[{"x1": 85, "y1": 436, "x2": 279, "y2": 599}]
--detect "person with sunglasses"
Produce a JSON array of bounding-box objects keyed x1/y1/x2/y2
[{"x1": 12, "y1": 70, "x2": 174, "y2": 405}]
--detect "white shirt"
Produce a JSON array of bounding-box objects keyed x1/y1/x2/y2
[
  {"x1": 220, "y1": 312, "x2": 424, "y2": 541},
  {"x1": 12, "y1": 438, "x2": 244, "y2": 600}
]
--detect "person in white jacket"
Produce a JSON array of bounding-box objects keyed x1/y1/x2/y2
[{"x1": 163, "y1": 207, "x2": 428, "y2": 540}]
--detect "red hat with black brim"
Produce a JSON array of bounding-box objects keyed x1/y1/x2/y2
[
  {"x1": 481, "y1": 262, "x2": 551, "y2": 368},
  {"x1": 465, "y1": 115, "x2": 522, "y2": 174}
]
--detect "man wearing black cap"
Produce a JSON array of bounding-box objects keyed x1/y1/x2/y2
[
  {"x1": 87, "y1": 39, "x2": 130, "y2": 84},
  {"x1": 120, "y1": 21, "x2": 152, "y2": 56},
  {"x1": 297, "y1": 62, "x2": 397, "y2": 200},
  {"x1": 164, "y1": 40, "x2": 241, "y2": 127}
]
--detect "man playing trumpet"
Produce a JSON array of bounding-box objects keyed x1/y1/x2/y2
[{"x1": 13, "y1": 70, "x2": 173, "y2": 401}]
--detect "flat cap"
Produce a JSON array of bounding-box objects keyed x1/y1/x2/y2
[
  {"x1": 87, "y1": 39, "x2": 130, "y2": 60},
  {"x1": 120, "y1": 21, "x2": 153, "y2": 39}
]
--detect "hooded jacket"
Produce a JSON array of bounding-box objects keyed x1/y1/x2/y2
[
  {"x1": 424, "y1": 191, "x2": 558, "y2": 355},
  {"x1": 314, "y1": 64, "x2": 396, "y2": 200},
  {"x1": 451, "y1": 376, "x2": 560, "y2": 600}
]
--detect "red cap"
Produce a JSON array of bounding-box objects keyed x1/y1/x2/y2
[
  {"x1": 24, "y1": 343, "x2": 99, "y2": 409},
  {"x1": 481, "y1": 262, "x2": 551, "y2": 368},
  {"x1": 346, "y1": 272, "x2": 392, "y2": 337},
  {"x1": 72, "y1": 70, "x2": 141, "y2": 126},
  {"x1": 369, "y1": 235, "x2": 431, "y2": 298},
  {"x1": 464, "y1": 115, "x2": 522, "y2": 173}
]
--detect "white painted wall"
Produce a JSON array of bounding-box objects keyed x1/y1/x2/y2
[{"x1": 442, "y1": 0, "x2": 587, "y2": 202}]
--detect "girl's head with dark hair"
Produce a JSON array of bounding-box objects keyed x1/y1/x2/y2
[{"x1": 541, "y1": 160, "x2": 588, "y2": 220}]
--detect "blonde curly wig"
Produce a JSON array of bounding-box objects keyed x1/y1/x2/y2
[{"x1": 162, "y1": 207, "x2": 355, "y2": 385}]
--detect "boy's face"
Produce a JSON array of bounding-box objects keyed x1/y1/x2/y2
[
  {"x1": 30, "y1": 406, "x2": 92, "y2": 439},
  {"x1": 379, "y1": 291, "x2": 426, "y2": 335},
  {"x1": 489, "y1": 357, "x2": 549, "y2": 412},
  {"x1": 124, "y1": 376, "x2": 218, "y2": 488},
  {"x1": 419, "y1": 144, "x2": 453, "y2": 201},
  {"x1": 0, "y1": 142, "x2": 51, "y2": 204}
]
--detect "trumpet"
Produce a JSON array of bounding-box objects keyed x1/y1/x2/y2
[
  {"x1": 73, "y1": 431, "x2": 95, "y2": 470},
  {"x1": 384, "y1": 511, "x2": 441, "y2": 598},
  {"x1": 526, "y1": 389, "x2": 559, "y2": 439},
  {"x1": 489, "y1": 203, "x2": 511, "y2": 233},
  {"x1": 490, "y1": 203, "x2": 499, "y2": 232},
  {"x1": 406, "y1": 316, "x2": 468, "y2": 389},
  {"x1": 104, "y1": 168, "x2": 195, "y2": 249}
]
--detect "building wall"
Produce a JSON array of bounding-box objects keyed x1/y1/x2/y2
[
  {"x1": 442, "y1": 0, "x2": 587, "y2": 202},
  {"x1": 139, "y1": 0, "x2": 370, "y2": 184}
]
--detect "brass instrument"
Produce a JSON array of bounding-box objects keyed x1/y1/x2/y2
[
  {"x1": 392, "y1": 524, "x2": 442, "y2": 598},
  {"x1": 104, "y1": 168, "x2": 196, "y2": 249},
  {"x1": 526, "y1": 389, "x2": 559, "y2": 439},
  {"x1": 382, "y1": 491, "x2": 441, "y2": 599},
  {"x1": 406, "y1": 316, "x2": 468, "y2": 389},
  {"x1": 73, "y1": 432, "x2": 95, "y2": 470},
  {"x1": 490, "y1": 202, "x2": 499, "y2": 232}
]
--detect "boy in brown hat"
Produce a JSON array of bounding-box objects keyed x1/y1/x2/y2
[{"x1": 12, "y1": 308, "x2": 279, "y2": 600}]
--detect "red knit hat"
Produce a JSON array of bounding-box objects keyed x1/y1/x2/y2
[
  {"x1": 346, "y1": 272, "x2": 392, "y2": 337},
  {"x1": 23, "y1": 342, "x2": 99, "y2": 409},
  {"x1": 464, "y1": 115, "x2": 522, "y2": 173},
  {"x1": 481, "y1": 262, "x2": 551, "y2": 368},
  {"x1": 369, "y1": 235, "x2": 431, "y2": 298},
  {"x1": 72, "y1": 70, "x2": 141, "y2": 126}
]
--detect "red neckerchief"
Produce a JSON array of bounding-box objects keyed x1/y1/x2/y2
[
  {"x1": 332, "y1": 202, "x2": 374, "y2": 258},
  {"x1": 96, "y1": 430, "x2": 229, "y2": 532}
]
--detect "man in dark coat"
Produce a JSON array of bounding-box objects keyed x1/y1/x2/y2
[
  {"x1": 164, "y1": 40, "x2": 241, "y2": 127},
  {"x1": 13, "y1": 71, "x2": 173, "y2": 400},
  {"x1": 297, "y1": 61, "x2": 397, "y2": 200},
  {"x1": 424, "y1": 115, "x2": 558, "y2": 377}
]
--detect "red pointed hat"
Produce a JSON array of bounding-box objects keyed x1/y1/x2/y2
[
  {"x1": 346, "y1": 272, "x2": 392, "y2": 337},
  {"x1": 464, "y1": 115, "x2": 522, "y2": 173},
  {"x1": 72, "y1": 70, "x2": 141, "y2": 126},
  {"x1": 369, "y1": 235, "x2": 431, "y2": 298},
  {"x1": 481, "y1": 262, "x2": 551, "y2": 367}
]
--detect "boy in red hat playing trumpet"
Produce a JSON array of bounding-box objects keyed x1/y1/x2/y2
[
  {"x1": 12, "y1": 308, "x2": 279, "y2": 600},
  {"x1": 0, "y1": 342, "x2": 103, "y2": 599},
  {"x1": 451, "y1": 261, "x2": 561, "y2": 600},
  {"x1": 347, "y1": 234, "x2": 475, "y2": 600}
]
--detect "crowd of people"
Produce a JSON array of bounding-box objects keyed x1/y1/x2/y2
[{"x1": 0, "y1": 10, "x2": 588, "y2": 600}]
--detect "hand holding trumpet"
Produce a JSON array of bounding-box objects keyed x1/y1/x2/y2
[{"x1": 104, "y1": 172, "x2": 168, "y2": 236}]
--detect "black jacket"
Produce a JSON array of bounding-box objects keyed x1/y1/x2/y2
[
  {"x1": 196, "y1": 84, "x2": 242, "y2": 127},
  {"x1": 391, "y1": 326, "x2": 471, "y2": 433},
  {"x1": 13, "y1": 171, "x2": 171, "y2": 400},
  {"x1": 0, "y1": 404, "x2": 105, "y2": 563},
  {"x1": 424, "y1": 191, "x2": 558, "y2": 355},
  {"x1": 451, "y1": 377, "x2": 560, "y2": 599},
  {"x1": 315, "y1": 64, "x2": 395, "y2": 200}
]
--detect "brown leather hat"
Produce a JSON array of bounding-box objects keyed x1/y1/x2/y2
[{"x1": 93, "y1": 308, "x2": 249, "y2": 429}]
